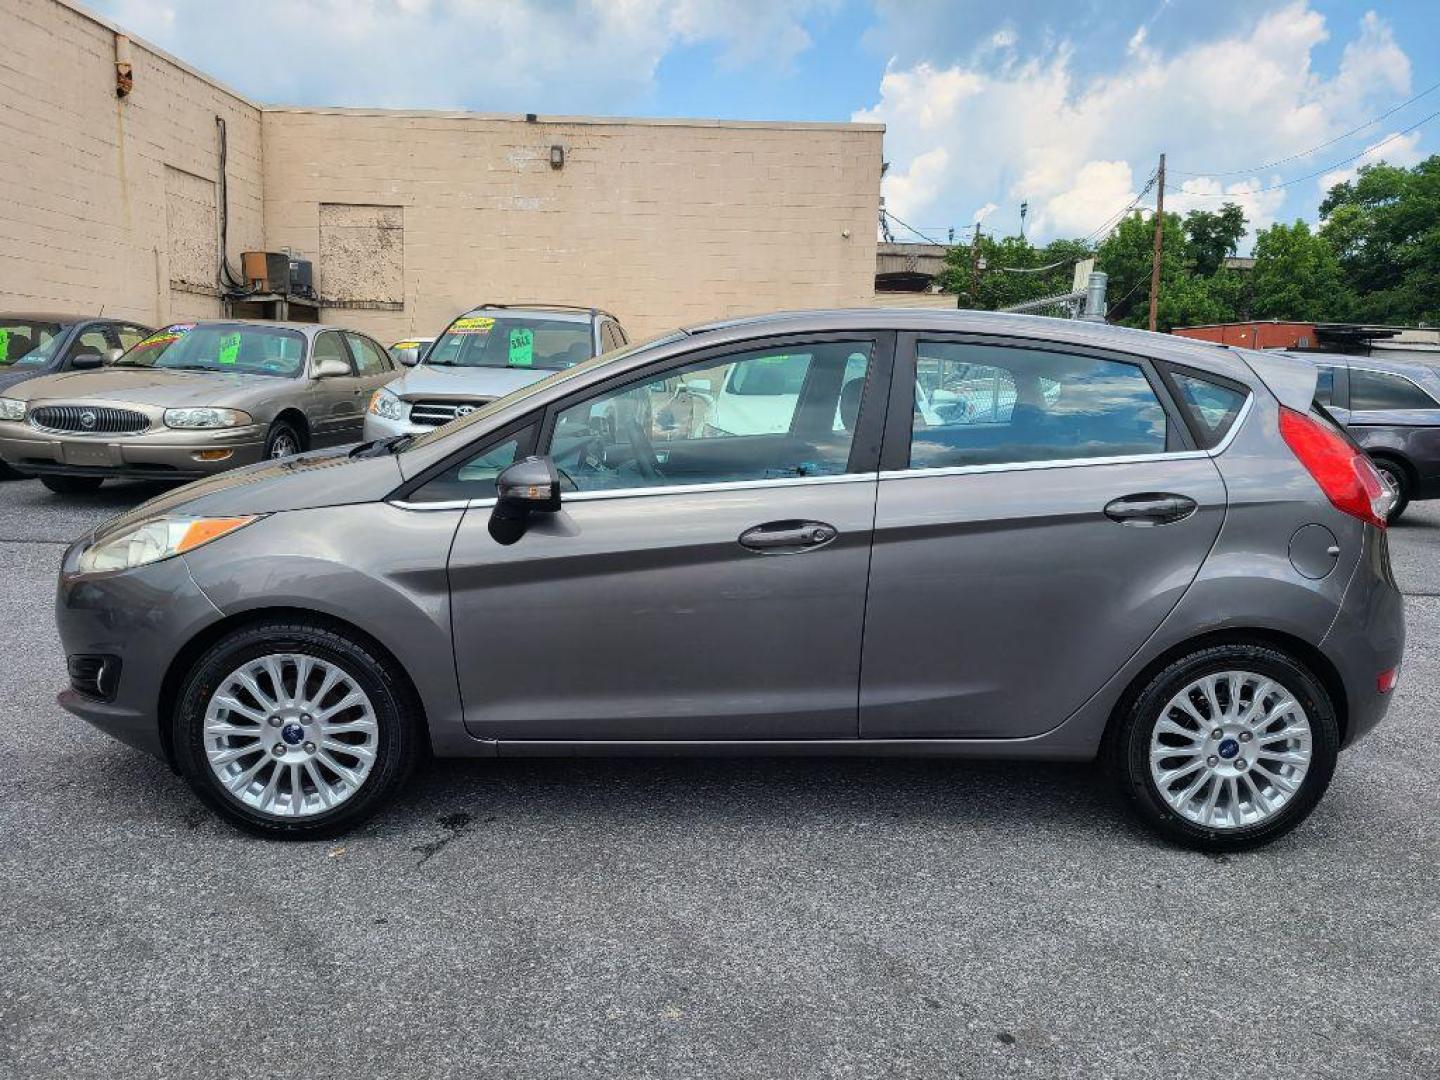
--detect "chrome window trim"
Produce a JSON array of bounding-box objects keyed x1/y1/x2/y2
[
  {"x1": 880, "y1": 392, "x2": 1253, "y2": 481},
  {"x1": 1345, "y1": 365, "x2": 1440, "y2": 411},
  {"x1": 389, "y1": 390, "x2": 1254, "y2": 511},
  {"x1": 390, "y1": 472, "x2": 874, "y2": 512}
]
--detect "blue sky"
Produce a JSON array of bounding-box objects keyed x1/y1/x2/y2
[{"x1": 92, "y1": 0, "x2": 1440, "y2": 251}]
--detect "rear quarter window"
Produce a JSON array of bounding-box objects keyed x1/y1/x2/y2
[
  {"x1": 1350, "y1": 368, "x2": 1440, "y2": 411},
  {"x1": 1167, "y1": 369, "x2": 1249, "y2": 449}
]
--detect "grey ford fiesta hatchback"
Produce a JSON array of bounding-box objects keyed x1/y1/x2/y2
[{"x1": 55, "y1": 310, "x2": 1404, "y2": 850}]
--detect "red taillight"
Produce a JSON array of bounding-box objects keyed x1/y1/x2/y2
[{"x1": 1278, "y1": 407, "x2": 1390, "y2": 529}]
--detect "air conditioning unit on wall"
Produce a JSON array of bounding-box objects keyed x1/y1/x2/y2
[{"x1": 241, "y1": 251, "x2": 315, "y2": 298}]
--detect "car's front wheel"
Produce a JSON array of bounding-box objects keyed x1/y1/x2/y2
[
  {"x1": 173, "y1": 619, "x2": 419, "y2": 838},
  {"x1": 264, "y1": 420, "x2": 303, "y2": 460},
  {"x1": 1108, "y1": 643, "x2": 1339, "y2": 851}
]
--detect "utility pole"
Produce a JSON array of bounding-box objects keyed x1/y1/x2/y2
[
  {"x1": 1147, "y1": 152, "x2": 1166, "y2": 332},
  {"x1": 1019, "y1": 201, "x2": 1028, "y2": 241},
  {"x1": 970, "y1": 223, "x2": 984, "y2": 309}
]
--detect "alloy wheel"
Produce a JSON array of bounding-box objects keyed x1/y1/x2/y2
[
  {"x1": 1148, "y1": 670, "x2": 1312, "y2": 830},
  {"x1": 203, "y1": 653, "x2": 379, "y2": 818},
  {"x1": 269, "y1": 433, "x2": 299, "y2": 459}
]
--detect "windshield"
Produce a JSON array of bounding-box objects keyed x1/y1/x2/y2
[
  {"x1": 401, "y1": 332, "x2": 687, "y2": 454},
  {"x1": 0, "y1": 320, "x2": 64, "y2": 367},
  {"x1": 424, "y1": 315, "x2": 592, "y2": 372},
  {"x1": 115, "y1": 324, "x2": 307, "y2": 378}
]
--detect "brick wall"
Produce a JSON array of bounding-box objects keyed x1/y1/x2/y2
[
  {"x1": 2, "y1": 1, "x2": 882, "y2": 344},
  {"x1": 0, "y1": 0, "x2": 263, "y2": 326},
  {"x1": 263, "y1": 109, "x2": 881, "y2": 343}
]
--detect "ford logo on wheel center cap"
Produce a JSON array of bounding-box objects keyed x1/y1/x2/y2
[
  {"x1": 1217, "y1": 737, "x2": 1241, "y2": 760},
  {"x1": 280, "y1": 722, "x2": 306, "y2": 745}
]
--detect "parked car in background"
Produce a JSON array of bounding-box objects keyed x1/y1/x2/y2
[
  {"x1": 387, "y1": 337, "x2": 433, "y2": 367},
  {"x1": 52, "y1": 310, "x2": 1401, "y2": 851},
  {"x1": 0, "y1": 313, "x2": 153, "y2": 476},
  {"x1": 1294, "y1": 352, "x2": 1440, "y2": 520},
  {"x1": 0, "y1": 320, "x2": 397, "y2": 493},
  {"x1": 364, "y1": 304, "x2": 628, "y2": 440}
]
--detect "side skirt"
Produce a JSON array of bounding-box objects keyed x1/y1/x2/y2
[{"x1": 489, "y1": 738, "x2": 1096, "y2": 762}]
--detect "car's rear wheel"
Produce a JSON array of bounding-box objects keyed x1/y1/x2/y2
[
  {"x1": 40, "y1": 475, "x2": 104, "y2": 494},
  {"x1": 264, "y1": 420, "x2": 303, "y2": 460},
  {"x1": 1108, "y1": 643, "x2": 1339, "y2": 851},
  {"x1": 173, "y1": 620, "x2": 419, "y2": 838},
  {"x1": 1373, "y1": 459, "x2": 1410, "y2": 521}
]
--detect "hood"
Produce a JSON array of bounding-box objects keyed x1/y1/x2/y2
[
  {"x1": 8, "y1": 367, "x2": 296, "y2": 407},
  {"x1": 0, "y1": 365, "x2": 46, "y2": 393},
  {"x1": 90, "y1": 446, "x2": 405, "y2": 540},
  {"x1": 390, "y1": 363, "x2": 553, "y2": 400}
]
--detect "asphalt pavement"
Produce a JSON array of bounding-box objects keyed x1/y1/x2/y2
[{"x1": 1, "y1": 476, "x2": 1437, "y2": 1080}]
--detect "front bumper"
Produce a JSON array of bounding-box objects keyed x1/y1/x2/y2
[
  {"x1": 361, "y1": 410, "x2": 430, "y2": 441},
  {"x1": 0, "y1": 424, "x2": 267, "y2": 480},
  {"x1": 54, "y1": 537, "x2": 224, "y2": 760}
]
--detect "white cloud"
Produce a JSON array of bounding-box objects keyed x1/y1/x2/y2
[
  {"x1": 1317, "y1": 130, "x2": 1425, "y2": 196},
  {"x1": 96, "y1": 0, "x2": 831, "y2": 111},
  {"x1": 971, "y1": 201, "x2": 998, "y2": 225},
  {"x1": 855, "y1": 2, "x2": 1423, "y2": 246}
]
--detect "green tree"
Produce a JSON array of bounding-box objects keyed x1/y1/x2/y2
[
  {"x1": 1183, "y1": 203, "x2": 1247, "y2": 277},
  {"x1": 938, "y1": 234, "x2": 1094, "y2": 311},
  {"x1": 1095, "y1": 211, "x2": 1192, "y2": 329},
  {"x1": 1319, "y1": 156, "x2": 1440, "y2": 325},
  {"x1": 1250, "y1": 220, "x2": 1352, "y2": 322}
]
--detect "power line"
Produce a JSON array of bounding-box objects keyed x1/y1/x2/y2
[
  {"x1": 1174, "y1": 78, "x2": 1440, "y2": 178},
  {"x1": 1080, "y1": 171, "x2": 1158, "y2": 245},
  {"x1": 880, "y1": 209, "x2": 948, "y2": 245},
  {"x1": 1184, "y1": 107, "x2": 1440, "y2": 196}
]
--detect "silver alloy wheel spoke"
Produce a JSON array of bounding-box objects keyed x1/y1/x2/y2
[
  {"x1": 1148, "y1": 669, "x2": 1312, "y2": 830},
  {"x1": 203, "y1": 652, "x2": 379, "y2": 819}
]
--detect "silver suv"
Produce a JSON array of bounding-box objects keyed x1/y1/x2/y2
[
  {"x1": 363, "y1": 304, "x2": 627, "y2": 439},
  {"x1": 53, "y1": 310, "x2": 1403, "y2": 850}
]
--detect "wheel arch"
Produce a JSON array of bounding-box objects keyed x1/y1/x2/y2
[
  {"x1": 156, "y1": 606, "x2": 430, "y2": 769},
  {"x1": 271, "y1": 408, "x2": 310, "y2": 449},
  {"x1": 1106, "y1": 627, "x2": 1349, "y2": 746}
]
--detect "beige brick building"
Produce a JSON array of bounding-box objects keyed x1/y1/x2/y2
[{"x1": 0, "y1": 0, "x2": 883, "y2": 344}]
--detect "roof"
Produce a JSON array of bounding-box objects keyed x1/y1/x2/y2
[
  {"x1": 0, "y1": 312, "x2": 100, "y2": 326},
  {"x1": 685, "y1": 307, "x2": 1231, "y2": 356},
  {"x1": 462, "y1": 304, "x2": 605, "y2": 323},
  {"x1": 163, "y1": 319, "x2": 357, "y2": 336}
]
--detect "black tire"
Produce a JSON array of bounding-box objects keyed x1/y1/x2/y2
[
  {"x1": 172, "y1": 619, "x2": 420, "y2": 838},
  {"x1": 40, "y1": 474, "x2": 104, "y2": 494},
  {"x1": 0, "y1": 459, "x2": 22, "y2": 481},
  {"x1": 1372, "y1": 458, "x2": 1410, "y2": 521},
  {"x1": 263, "y1": 420, "x2": 304, "y2": 460},
  {"x1": 1106, "y1": 643, "x2": 1339, "y2": 852}
]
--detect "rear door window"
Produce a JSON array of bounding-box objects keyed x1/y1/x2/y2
[
  {"x1": 346, "y1": 333, "x2": 393, "y2": 376},
  {"x1": 1350, "y1": 368, "x2": 1439, "y2": 411},
  {"x1": 907, "y1": 342, "x2": 1168, "y2": 470}
]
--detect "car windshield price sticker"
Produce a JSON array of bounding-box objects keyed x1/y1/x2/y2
[
  {"x1": 452, "y1": 317, "x2": 495, "y2": 335},
  {"x1": 217, "y1": 332, "x2": 241, "y2": 365},
  {"x1": 509, "y1": 327, "x2": 534, "y2": 367}
]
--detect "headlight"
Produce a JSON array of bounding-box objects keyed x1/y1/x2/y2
[
  {"x1": 0, "y1": 397, "x2": 24, "y2": 422},
  {"x1": 368, "y1": 388, "x2": 409, "y2": 421},
  {"x1": 164, "y1": 407, "x2": 250, "y2": 429},
  {"x1": 79, "y1": 515, "x2": 261, "y2": 574}
]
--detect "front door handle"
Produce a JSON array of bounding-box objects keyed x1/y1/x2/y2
[
  {"x1": 1103, "y1": 493, "x2": 1198, "y2": 526},
  {"x1": 738, "y1": 520, "x2": 838, "y2": 553}
]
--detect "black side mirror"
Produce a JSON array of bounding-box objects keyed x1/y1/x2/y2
[
  {"x1": 489, "y1": 455, "x2": 561, "y2": 545},
  {"x1": 70, "y1": 353, "x2": 103, "y2": 370}
]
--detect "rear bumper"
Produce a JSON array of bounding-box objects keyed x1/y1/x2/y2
[
  {"x1": 1321, "y1": 527, "x2": 1406, "y2": 747},
  {"x1": 0, "y1": 426, "x2": 266, "y2": 479}
]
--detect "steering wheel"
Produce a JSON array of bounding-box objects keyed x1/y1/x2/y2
[{"x1": 624, "y1": 416, "x2": 662, "y2": 481}]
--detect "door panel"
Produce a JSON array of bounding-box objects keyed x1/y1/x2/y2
[
  {"x1": 450, "y1": 480, "x2": 876, "y2": 740},
  {"x1": 309, "y1": 331, "x2": 364, "y2": 444},
  {"x1": 861, "y1": 456, "x2": 1225, "y2": 740}
]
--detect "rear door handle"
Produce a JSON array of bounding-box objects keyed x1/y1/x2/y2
[
  {"x1": 1103, "y1": 493, "x2": 1198, "y2": 526},
  {"x1": 738, "y1": 520, "x2": 837, "y2": 553}
]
